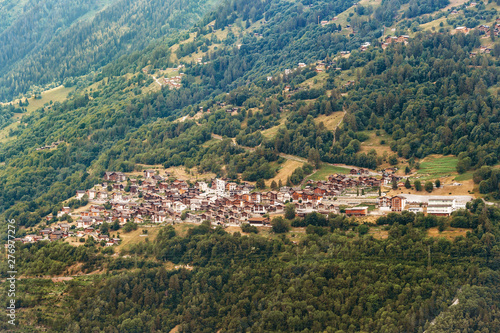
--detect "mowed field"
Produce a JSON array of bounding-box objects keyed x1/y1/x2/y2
[
  {"x1": 262, "y1": 116, "x2": 287, "y2": 138},
  {"x1": 314, "y1": 111, "x2": 345, "y2": 131},
  {"x1": 116, "y1": 227, "x2": 161, "y2": 251},
  {"x1": 306, "y1": 164, "x2": 351, "y2": 181},
  {"x1": 266, "y1": 159, "x2": 304, "y2": 186},
  {"x1": 0, "y1": 85, "x2": 75, "y2": 144},
  {"x1": 24, "y1": 85, "x2": 76, "y2": 113},
  {"x1": 417, "y1": 155, "x2": 459, "y2": 178}
]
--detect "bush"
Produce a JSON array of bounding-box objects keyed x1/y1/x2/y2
[
  {"x1": 358, "y1": 224, "x2": 369, "y2": 235},
  {"x1": 241, "y1": 223, "x2": 259, "y2": 234},
  {"x1": 271, "y1": 217, "x2": 291, "y2": 234},
  {"x1": 414, "y1": 180, "x2": 422, "y2": 191}
]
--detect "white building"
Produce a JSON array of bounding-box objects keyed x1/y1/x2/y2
[{"x1": 216, "y1": 178, "x2": 226, "y2": 197}]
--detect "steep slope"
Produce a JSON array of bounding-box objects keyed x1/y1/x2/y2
[{"x1": 0, "y1": 0, "x2": 218, "y2": 102}]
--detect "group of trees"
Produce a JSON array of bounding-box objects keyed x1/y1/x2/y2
[
  {"x1": 0, "y1": 0, "x2": 215, "y2": 101},
  {"x1": 4, "y1": 199, "x2": 499, "y2": 331}
]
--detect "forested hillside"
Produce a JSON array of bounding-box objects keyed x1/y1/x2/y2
[
  {"x1": 1, "y1": 200, "x2": 499, "y2": 332},
  {"x1": 1, "y1": 0, "x2": 500, "y2": 331},
  {"x1": 0, "y1": 0, "x2": 466, "y2": 226},
  {"x1": 0, "y1": 0, "x2": 217, "y2": 102}
]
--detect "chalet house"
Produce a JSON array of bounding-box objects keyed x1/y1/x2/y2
[
  {"x1": 152, "y1": 212, "x2": 167, "y2": 223},
  {"x1": 345, "y1": 207, "x2": 368, "y2": 216},
  {"x1": 250, "y1": 192, "x2": 261, "y2": 203},
  {"x1": 360, "y1": 42, "x2": 371, "y2": 51},
  {"x1": 104, "y1": 172, "x2": 126, "y2": 182},
  {"x1": 248, "y1": 217, "x2": 269, "y2": 224},
  {"x1": 57, "y1": 206, "x2": 71, "y2": 218},
  {"x1": 76, "y1": 190, "x2": 86, "y2": 199},
  {"x1": 455, "y1": 26, "x2": 470, "y2": 34},
  {"x1": 172, "y1": 201, "x2": 187, "y2": 213},
  {"x1": 144, "y1": 169, "x2": 156, "y2": 179},
  {"x1": 49, "y1": 231, "x2": 64, "y2": 241},
  {"x1": 87, "y1": 189, "x2": 96, "y2": 200},
  {"x1": 97, "y1": 191, "x2": 108, "y2": 200},
  {"x1": 113, "y1": 183, "x2": 124, "y2": 191},
  {"x1": 58, "y1": 223, "x2": 70, "y2": 232},
  {"x1": 391, "y1": 196, "x2": 407, "y2": 212},
  {"x1": 112, "y1": 192, "x2": 123, "y2": 201},
  {"x1": 98, "y1": 234, "x2": 110, "y2": 242},
  {"x1": 39, "y1": 229, "x2": 52, "y2": 237},
  {"x1": 378, "y1": 196, "x2": 392, "y2": 208},
  {"x1": 253, "y1": 205, "x2": 267, "y2": 214},
  {"x1": 478, "y1": 25, "x2": 490, "y2": 33}
]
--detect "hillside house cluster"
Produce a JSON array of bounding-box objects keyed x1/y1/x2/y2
[
  {"x1": 163, "y1": 73, "x2": 184, "y2": 89},
  {"x1": 381, "y1": 35, "x2": 409, "y2": 49},
  {"x1": 65, "y1": 169, "x2": 392, "y2": 229},
  {"x1": 35, "y1": 141, "x2": 62, "y2": 151}
]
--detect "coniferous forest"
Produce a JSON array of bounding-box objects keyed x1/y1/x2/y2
[{"x1": 1, "y1": 0, "x2": 500, "y2": 331}]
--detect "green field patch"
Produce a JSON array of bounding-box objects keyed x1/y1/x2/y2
[
  {"x1": 454, "y1": 171, "x2": 474, "y2": 181},
  {"x1": 307, "y1": 164, "x2": 351, "y2": 181},
  {"x1": 417, "y1": 155, "x2": 458, "y2": 177}
]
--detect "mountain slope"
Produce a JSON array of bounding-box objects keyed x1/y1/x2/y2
[{"x1": 0, "y1": 0, "x2": 217, "y2": 102}]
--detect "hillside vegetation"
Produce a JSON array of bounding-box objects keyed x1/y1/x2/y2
[{"x1": 1, "y1": 0, "x2": 500, "y2": 331}]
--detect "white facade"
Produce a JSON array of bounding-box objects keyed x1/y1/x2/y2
[
  {"x1": 427, "y1": 205, "x2": 453, "y2": 215},
  {"x1": 216, "y1": 179, "x2": 226, "y2": 197}
]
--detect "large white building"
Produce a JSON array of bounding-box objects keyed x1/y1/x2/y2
[{"x1": 216, "y1": 178, "x2": 226, "y2": 197}]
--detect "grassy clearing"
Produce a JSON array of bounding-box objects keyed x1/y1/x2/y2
[
  {"x1": 387, "y1": 176, "x2": 476, "y2": 197},
  {"x1": 0, "y1": 121, "x2": 20, "y2": 143},
  {"x1": 262, "y1": 115, "x2": 287, "y2": 138},
  {"x1": 266, "y1": 159, "x2": 304, "y2": 186},
  {"x1": 300, "y1": 71, "x2": 328, "y2": 89},
  {"x1": 417, "y1": 155, "x2": 458, "y2": 177},
  {"x1": 24, "y1": 85, "x2": 76, "y2": 113},
  {"x1": 359, "y1": 130, "x2": 393, "y2": 156},
  {"x1": 306, "y1": 164, "x2": 351, "y2": 181},
  {"x1": 0, "y1": 85, "x2": 75, "y2": 144},
  {"x1": 166, "y1": 166, "x2": 216, "y2": 182},
  {"x1": 368, "y1": 226, "x2": 389, "y2": 239},
  {"x1": 454, "y1": 171, "x2": 474, "y2": 181},
  {"x1": 117, "y1": 227, "x2": 161, "y2": 251},
  {"x1": 314, "y1": 111, "x2": 345, "y2": 131},
  {"x1": 427, "y1": 227, "x2": 468, "y2": 240}
]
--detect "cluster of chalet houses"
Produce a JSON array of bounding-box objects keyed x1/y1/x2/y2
[
  {"x1": 12, "y1": 221, "x2": 121, "y2": 246},
  {"x1": 22, "y1": 167, "x2": 472, "y2": 246},
  {"x1": 163, "y1": 73, "x2": 184, "y2": 89},
  {"x1": 381, "y1": 35, "x2": 409, "y2": 50},
  {"x1": 61, "y1": 169, "x2": 393, "y2": 229}
]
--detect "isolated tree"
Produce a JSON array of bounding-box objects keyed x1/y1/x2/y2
[
  {"x1": 405, "y1": 166, "x2": 411, "y2": 175},
  {"x1": 278, "y1": 179, "x2": 283, "y2": 188},
  {"x1": 405, "y1": 178, "x2": 411, "y2": 189},
  {"x1": 284, "y1": 203, "x2": 296, "y2": 220},
  {"x1": 392, "y1": 178, "x2": 398, "y2": 190},
  {"x1": 435, "y1": 179, "x2": 441, "y2": 188},
  {"x1": 271, "y1": 217, "x2": 291, "y2": 233},
  {"x1": 389, "y1": 154, "x2": 398, "y2": 165},
  {"x1": 425, "y1": 181, "x2": 434, "y2": 193},
  {"x1": 308, "y1": 148, "x2": 321, "y2": 169},
  {"x1": 414, "y1": 180, "x2": 422, "y2": 191},
  {"x1": 270, "y1": 180, "x2": 278, "y2": 190},
  {"x1": 256, "y1": 179, "x2": 266, "y2": 189}
]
